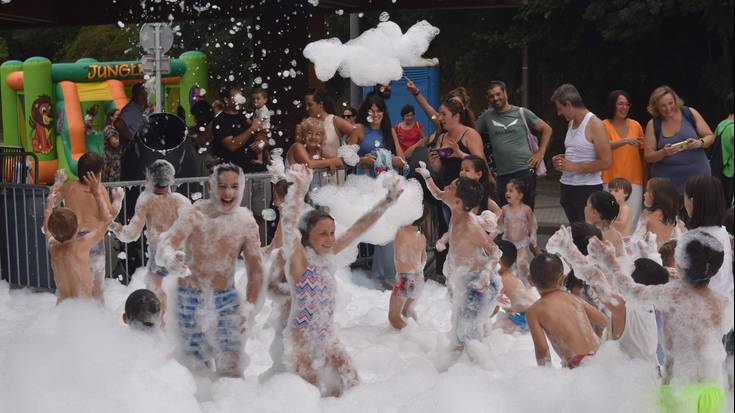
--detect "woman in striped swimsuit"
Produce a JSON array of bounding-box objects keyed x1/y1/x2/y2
[{"x1": 280, "y1": 164, "x2": 404, "y2": 397}]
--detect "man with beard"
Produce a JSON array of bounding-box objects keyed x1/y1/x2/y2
[
  {"x1": 210, "y1": 85, "x2": 265, "y2": 173},
  {"x1": 475, "y1": 81, "x2": 553, "y2": 209}
]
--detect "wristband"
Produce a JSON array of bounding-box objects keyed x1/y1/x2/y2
[
  {"x1": 699, "y1": 138, "x2": 705, "y2": 148},
  {"x1": 412, "y1": 89, "x2": 420, "y2": 97}
]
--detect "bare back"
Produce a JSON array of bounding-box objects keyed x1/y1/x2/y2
[
  {"x1": 48, "y1": 235, "x2": 98, "y2": 301},
  {"x1": 528, "y1": 290, "x2": 602, "y2": 361},
  {"x1": 138, "y1": 191, "x2": 190, "y2": 246},
  {"x1": 394, "y1": 226, "x2": 427, "y2": 274},
  {"x1": 59, "y1": 181, "x2": 113, "y2": 230},
  {"x1": 500, "y1": 268, "x2": 536, "y2": 312},
  {"x1": 445, "y1": 213, "x2": 493, "y2": 276}
]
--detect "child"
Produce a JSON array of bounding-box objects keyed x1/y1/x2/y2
[
  {"x1": 416, "y1": 162, "x2": 503, "y2": 348},
  {"x1": 110, "y1": 160, "x2": 190, "y2": 322},
  {"x1": 526, "y1": 253, "x2": 608, "y2": 368},
  {"x1": 103, "y1": 109, "x2": 123, "y2": 182},
  {"x1": 459, "y1": 155, "x2": 501, "y2": 216},
  {"x1": 498, "y1": 179, "x2": 538, "y2": 279},
  {"x1": 588, "y1": 230, "x2": 732, "y2": 412},
  {"x1": 388, "y1": 216, "x2": 428, "y2": 330},
  {"x1": 632, "y1": 177, "x2": 685, "y2": 248},
  {"x1": 250, "y1": 87, "x2": 271, "y2": 165},
  {"x1": 44, "y1": 172, "x2": 117, "y2": 302},
  {"x1": 54, "y1": 152, "x2": 123, "y2": 301},
  {"x1": 607, "y1": 177, "x2": 634, "y2": 236},
  {"x1": 123, "y1": 289, "x2": 161, "y2": 330},
  {"x1": 157, "y1": 163, "x2": 264, "y2": 378},
  {"x1": 495, "y1": 239, "x2": 536, "y2": 332},
  {"x1": 584, "y1": 191, "x2": 625, "y2": 256}
]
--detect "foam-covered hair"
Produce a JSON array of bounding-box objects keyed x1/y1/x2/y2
[
  {"x1": 209, "y1": 163, "x2": 246, "y2": 212},
  {"x1": 674, "y1": 228, "x2": 724, "y2": 286},
  {"x1": 146, "y1": 159, "x2": 176, "y2": 187}
]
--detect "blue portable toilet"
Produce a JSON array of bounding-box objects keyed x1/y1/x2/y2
[{"x1": 362, "y1": 65, "x2": 440, "y2": 138}]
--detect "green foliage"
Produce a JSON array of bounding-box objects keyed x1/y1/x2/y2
[{"x1": 56, "y1": 25, "x2": 137, "y2": 62}]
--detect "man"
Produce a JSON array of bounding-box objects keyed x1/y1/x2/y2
[
  {"x1": 475, "y1": 81, "x2": 553, "y2": 209},
  {"x1": 550, "y1": 84, "x2": 611, "y2": 224},
  {"x1": 210, "y1": 85, "x2": 265, "y2": 173},
  {"x1": 157, "y1": 163, "x2": 264, "y2": 377},
  {"x1": 115, "y1": 83, "x2": 150, "y2": 144}
]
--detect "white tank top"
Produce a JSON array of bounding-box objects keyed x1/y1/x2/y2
[
  {"x1": 617, "y1": 304, "x2": 660, "y2": 365},
  {"x1": 560, "y1": 111, "x2": 602, "y2": 186},
  {"x1": 323, "y1": 114, "x2": 341, "y2": 154}
]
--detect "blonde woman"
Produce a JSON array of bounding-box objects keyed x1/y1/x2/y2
[
  {"x1": 287, "y1": 118, "x2": 344, "y2": 178},
  {"x1": 643, "y1": 86, "x2": 714, "y2": 194}
]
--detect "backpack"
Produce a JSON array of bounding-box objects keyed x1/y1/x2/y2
[{"x1": 652, "y1": 106, "x2": 695, "y2": 144}]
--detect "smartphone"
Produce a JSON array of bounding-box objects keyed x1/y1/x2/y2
[
  {"x1": 670, "y1": 141, "x2": 689, "y2": 152},
  {"x1": 431, "y1": 147, "x2": 454, "y2": 158}
]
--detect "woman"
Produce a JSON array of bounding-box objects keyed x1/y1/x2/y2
[
  {"x1": 280, "y1": 164, "x2": 403, "y2": 396},
  {"x1": 394, "y1": 104, "x2": 426, "y2": 157},
  {"x1": 405, "y1": 76, "x2": 475, "y2": 132},
  {"x1": 643, "y1": 86, "x2": 714, "y2": 194},
  {"x1": 347, "y1": 94, "x2": 406, "y2": 176},
  {"x1": 304, "y1": 89, "x2": 355, "y2": 154},
  {"x1": 426, "y1": 97, "x2": 487, "y2": 189},
  {"x1": 343, "y1": 107, "x2": 357, "y2": 125},
  {"x1": 287, "y1": 117, "x2": 344, "y2": 176},
  {"x1": 683, "y1": 175, "x2": 732, "y2": 297},
  {"x1": 103, "y1": 109, "x2": 123, "y2": 182},
  {"x1": 602, "y1": 90, "x2": 646, "y2": 225}
]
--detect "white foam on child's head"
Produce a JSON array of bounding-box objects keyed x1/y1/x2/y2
[
  {"x1": 674, "y1": 228, "x2": 724, "y2": 272},
  {"x1": 146, "y1": 159, "x2": 176, "y2": 188}
]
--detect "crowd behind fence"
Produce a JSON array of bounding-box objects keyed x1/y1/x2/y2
[{"x1": 1, "y1": 167, "x2": 441, "y2": 291}]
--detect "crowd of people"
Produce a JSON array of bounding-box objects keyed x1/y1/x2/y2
[{"x1": 41, "y1": 77, "x2": 734, "y2": 410}]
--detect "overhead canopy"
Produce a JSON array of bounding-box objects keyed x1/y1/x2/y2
[{"x1": 0, "y1": 0, "x2": 521, "y2": 27}]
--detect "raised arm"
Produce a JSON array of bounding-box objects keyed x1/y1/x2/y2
[
  {"x1": 416, "y1": 161, "x2": 446, "y2": 202},
  {"x1": 405, "y1": 76, "x2": 441, "y2": 131},
  {"x1": 333, "y1": 175, "x2": 404, "y2": 253},
  {"x1": 579, "y1": 296, "x2": 609, "y2": 337},
  {"x1": 43, "y1": 186, "x2": 61, "y2": 238},
  {"x1": 79, "y1": 172, "x2": 116, "y2": 248},
  {"x1": 110, "y1": 197, "x2": 148, "y2": 242}
]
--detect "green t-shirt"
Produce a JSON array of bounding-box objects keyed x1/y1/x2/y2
[
  {"x1": 715, "y1": 119, "x2": 734, "y2": 177},
  {"x1": 476, "y1": 106, "x2": 541, "y2": 175}
]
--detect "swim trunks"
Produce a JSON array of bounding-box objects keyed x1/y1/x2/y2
[
  {"x1": 392, "y1": 272, "x2": 424, "y2": 300},
  {"x1": 177, "y1": 284, "x2": 242, "y2": 361},
  {"x1": 507, "y1": 311, "x2": 528, "y2": 332},
  {"x1": 565, "y1": 352, "x2": 594, "y2": 369},
  {"x1": 147, "y1": 246, "x2": 169, "y2": 277},
  {"x1": 658, "y1": 383, "x2": 725, "y2": 413}
]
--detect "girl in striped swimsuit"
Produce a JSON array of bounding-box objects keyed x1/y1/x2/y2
[{"x1": 280, "y1": 164, "x2": 404, "y2": 397}]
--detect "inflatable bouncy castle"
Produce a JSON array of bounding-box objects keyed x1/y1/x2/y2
[{"x1": 0, "y1": 51, "x2": 207, "y2": 183}]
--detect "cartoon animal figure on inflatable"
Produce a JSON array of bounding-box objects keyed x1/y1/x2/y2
[{"x1": 30, "y1": 95, "x2": 54, "y2": 154}]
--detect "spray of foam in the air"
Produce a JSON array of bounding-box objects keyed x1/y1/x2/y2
[{"x1": 303, "y1": 20, "x2": 440, "y2": 86}]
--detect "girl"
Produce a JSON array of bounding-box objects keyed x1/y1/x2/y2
[
  {"x1": 584, "y1": 191, "x2": 625, "y2": 256},
  {"x1": 631, "y1": 177, "x2": 685, "y2": 248},
  {"x1": 459, "y1": 155, "x2": 501, "y2": 216},
  {"x1": 281, "y1": 164, "x2": 403, "y2": 397},
  {"x1": 498, "y1": 179, "x2": 538, "y2": 278},
  {"x1": 103, "y1": 109, "x2": 123, "y2": 182}
]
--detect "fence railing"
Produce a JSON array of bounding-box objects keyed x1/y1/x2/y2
[{"x1": 1, "y1": 167, "x2": 439, "y2": 290}]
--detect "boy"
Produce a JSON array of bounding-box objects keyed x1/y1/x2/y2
[
  {"x1": 157, "y1": 163, "x2": 264, "y2": 378},
  {"x1": 416, "y1": 162, "x2": 503, "y2": 348},
  {"x1": 608, "y1": 177, "x2": 634, "y2": 236},
  {"x1": 526, "y1": 253, "x2": 608, "y2": 368},
  {"x1": 250, "y1": 87, "x2": 271, "y2": 165},
  {"x1": 110, "y1": 160, "x2": 191, "y2": 322},
  {"x1": 123, "y1": 289, "x2": 161, "y2": 330},
  {"x1": 388, "y1": 217, "x2": 428, "y2": 330},
  {"x1": 588, "y1": 231, "x2": 732, "y2": 412},
  {"x1": 44, "y1": 172, "x2": 117, "y2": 302},
  {"x1": 495, "y1": 239, "x2": 536, "y2": 332},
  {"x1": 54, "y1": 152, "x2": 122, "y2": 301}
]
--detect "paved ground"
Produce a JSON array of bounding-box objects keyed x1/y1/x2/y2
[{"x1": 534, "y1": 178, "x2": 568, "y2": 248}]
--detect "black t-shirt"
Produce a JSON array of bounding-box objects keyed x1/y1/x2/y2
[{"x1": 211, "y1": 112, "x2": 265, "y2": 172}]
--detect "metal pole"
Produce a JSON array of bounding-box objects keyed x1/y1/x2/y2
[
  {"x1": 349, "y1": 13, "x2": 362, "y2": 110},
  {"x1": 154, "y1": 24, "x2": 162, "y2": 113},
  {"x1": 522, "y1": 44, "x2": 529, "y2": 108}
]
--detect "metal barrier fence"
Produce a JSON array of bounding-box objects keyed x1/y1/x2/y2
[
  {"x1": 1, "y1": 146, "x2": 39, "y2": 184},
  {"x1": 1, "y1": 167, "x2": 439, "y2": 290}
]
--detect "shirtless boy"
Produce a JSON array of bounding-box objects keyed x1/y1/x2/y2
[
  {"x1": 110, "y1": 160, "x2": 191, "y2": 320},
  {"x1": 157, "y1": 163, "x2": 264, "y2": 377},
  {"x1": 495, "y1": 239, "x2": 536, "y2": 332},
  {"x1": 54, "y1": 152, "x2": 122, "y2": 300},
  {"x1": 416, "y1": 162, "x2": 503, "y2": 347},
  {"x1": 388, "y1": 218, "x2": 428, "y2": 329},
  {"x1": 44, "y1": 172, "x2": 117, "y2": 302},
  {"x1": 526, "y1": 253, "x2": 608, "y2": 368}
]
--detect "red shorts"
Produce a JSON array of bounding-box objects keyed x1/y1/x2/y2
[{"x1": 565, "y1": 352, "x2": 595, "y2": 369}]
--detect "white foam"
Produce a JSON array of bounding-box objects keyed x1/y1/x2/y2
[{"x1": 303, "y1": 20, "x2": 439, "y2": 86}]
